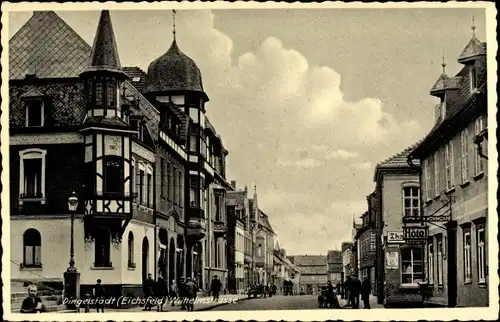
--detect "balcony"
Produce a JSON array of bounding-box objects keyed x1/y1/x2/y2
[
  {"x1": 187, "y1": 205, "x2": 206, "y2": 241},
  {"x1": 213, "y1": 220, "x2": 227, "y2": 237}
]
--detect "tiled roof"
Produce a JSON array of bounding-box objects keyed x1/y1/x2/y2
[
  {"x1": 259, "y1": 210, "x2": 275, "y2": 233},
  {"x1": 292, "y1": 255, "x2": 327, "y2": 267},
  {"x1": 458, "y1": 36, "x2": 486, "y2": 63},
  {"x1": 9, "y1": 11, "x2": 91, "y2": 80},
  {"x1": 123, "y1": 67, "x2": 148, "y2": 92},
  {"x1": 84, "y1": 10, "x2": 124, "y2": 76},
  {"x1": 327, "y1": 250, "x2": 342, "y2": 263},
  {"x1": 84, "y1": 116, "x2": 130, "y2": 128},
  {"x1": 145, "y1": 40, "x2": 206, "y2": 97},
  {"x1": 376, "y1": 141, "x2": 421, "y2": 169}
]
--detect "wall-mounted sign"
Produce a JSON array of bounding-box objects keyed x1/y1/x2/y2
[
  {"x1": 385, "y1": 251, "x2": 399, "y2": 269},
  {"x1": 387, "y1": 231, "x2": 405, "y2": 244},
  {"x1": 404, "y1": 226, "x2": 428, "y2": 240}
]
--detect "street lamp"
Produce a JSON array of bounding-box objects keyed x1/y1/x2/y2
[{"x1": 64, "y1": 191, "x2": 80, "y2": 308}]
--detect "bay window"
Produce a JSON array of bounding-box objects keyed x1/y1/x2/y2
[
  {"x1": 401, "y1": 247, "x2": 423, "y2": 285},
  {"x1": 463, "y1": 229, "x2": 472, "y2": 283}
]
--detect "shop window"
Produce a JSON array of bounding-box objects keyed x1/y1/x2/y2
[{"x1": 401, "y1": 247, "x2": 423, "y2": 285}]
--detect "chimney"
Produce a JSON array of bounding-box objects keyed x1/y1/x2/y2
[{"x1": 230, "y1": 180, "x2": 236, "y2": 189}]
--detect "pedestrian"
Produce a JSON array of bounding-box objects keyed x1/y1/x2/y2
[
  {"x1": 178, "y1": 277, "x2": 187, "y2": 310},
  {"x1": 210, "y1": 275, "x2": 222, "y2": 301},
  {"x1": 142, "y1": 273, "x2": 155, "y2": 311},
  {"x1": 361, "y1": 277, "x2": 372, "y2": 309},
  {"x1": 352, "y1": 275, "x2": 361, "y2": 309},
  {"x1": 185, "y1": 277, "x2": 197, "y2": 311},
  {"x1": 344, "y1": 275, "x2": 353, "y2": 307},
  {"x1": 326, "y1": 280, "x2": 334, "y2": 308},
  {"x1": 170, "y1": 279, "x2": 178, "y2": 307},
  {"x1": 272, "y1": 283, "x2": 277, "y2": 296},
  {"x1": 93, "y1": 279, "x2": 106, "y2": 313},
  {"x1": 155, "y1": 274, "x2": 168, "y2": 312},
  {"x1": 20, "y1": 284, "x2": 46, "y2": 313}
]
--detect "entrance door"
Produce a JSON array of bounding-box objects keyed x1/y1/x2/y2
[{"x1": 142, "y1": 237, "x2": 149, "y2": 282}]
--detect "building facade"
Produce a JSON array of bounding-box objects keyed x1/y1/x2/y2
[
  {"x1": 273, "y1": 246, "x2": 301, "y2": 294},
  {"x1": 341, "y1": 242, "x2": 354, "y2": 283},
  {"x1": 372, "y1": 145, "x2": 421, "y2": 306},
  {"x1": 354, "y1": 211, "x2": 376, "y2": 292},
  {"x1": 9, "y1": 10, "x2": 231, "y2": 299},
  {"x1": 289, "y1": 255, "x2": 327, "y2": 295},
  {"x1": 326, "y1": 250, "x2": 343, "y2": 285},
  {"x1": 408, "y1": 25, "x2": 488, "y2": 307}
]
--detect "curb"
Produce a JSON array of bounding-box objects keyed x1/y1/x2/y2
[{"x1": 195, "y1": 297, "x2": 251, "y2": 312}]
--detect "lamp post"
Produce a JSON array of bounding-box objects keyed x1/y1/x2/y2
[{"x1": 64, "y1": 191, "x2": 80, "y2": 309}]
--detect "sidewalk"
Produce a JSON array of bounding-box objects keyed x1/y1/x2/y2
[
  {"x1": 337, "y1": 294, "x2": 383, "y2": 309},
  {"x1": 101, "y1": 294, "x2": 248, "y2": 313}
]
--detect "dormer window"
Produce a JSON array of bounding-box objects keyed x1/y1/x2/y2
[
  {"x1": 440, "y1": 96, "x2": 446, "y2": 120},
  {"x1": 469, "y1": 65, "x2": 477, "y2": 92},
  {"x1": 132, "y1": 77, "x2": 141, "y2": 82},
  {"x1": 25, "y1": 99, "x2": 44, "y2": 127}
]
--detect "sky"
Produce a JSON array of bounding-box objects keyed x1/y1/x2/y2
[{"x1": 8, "y1": 7, "x2": 487, "y2": 255}]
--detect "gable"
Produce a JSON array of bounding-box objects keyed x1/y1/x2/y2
[{"x1": 9, "y1": 11, "x2": 91, "y2": 80}]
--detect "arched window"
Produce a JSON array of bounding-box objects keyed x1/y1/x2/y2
[
  {"x1": 23, "y1": 229, "x2": 41, "y2": 267},
  {"x1": 128, "y1": 232, "x2": 135, "y2": 268},
  {"x1": 103, "y1": 156, "x2": 124, "y2": 194},
  {"x1": 94, "y1": 228, "x2": 111, "y2": 267}
]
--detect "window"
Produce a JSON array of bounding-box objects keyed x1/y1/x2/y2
[
  {"x1": 460, "y1": 129, "x2": 469, "y2": 183},
  {"x1": 173, "y1": 167, "x2": 178, "y2": 204},
  {"x1": 94, "y1": 228, "x2": 111, "y2": 267},
  {"x1": 474, "y1": 116, "x2": 485, "y2": 174},
  {"x1": 463, "y1": 229, "x2": 472, "y2": 283},
  {"x1": 477, "y1": 225, "x2": 486, "y2": 283},
  {"x1": 160, "y1": 158, "x2": 166, "y2": 198},
  {"x1": 19, "y1": 149, "x2": 46, "y2": 199},
  {"x1": 437, "y1": 237, "x2": 443, "y2": 285},
  {"x1": 370, "y1": 232, "x2": 376, "y2": 251},
  {"x1": 434, "y1": 150, "x2": 440, "y2": 195},
  {"x1": 445, "y1": 141, "x2": 454, "y2": 190},
  {"x1": 139, "y1": 168, "x2": 145, "y2": 204},
  {"x1": 95, "y1": 80, "x2": 104, "y2": 107},
  {"x1": 147, "y1": 172, "x2": 152, "y2": 207},
  {"x1": 189, "y1": 175, "x2": 199, "y2": 207},
  {"x1": 401, "y1": 247, "x2": 423, "y2": 285},
  {"x1": 470, "y1": 66, "x2": 477, "y2": 92},
  {"x1": 23, "y1": 229, "x2": 41, "y2": 267},
  {"x1": 403, "y1": 186, "x2": 420, "y2": 218},
  {"x1": 257, "y1": 244, "x2": 263, "y2": 257},
  {"x1": 104, "y1": 156, "x2": 124, "y2": 194},
  {"x1": 440, "y1": 97, "x2": 446, "y2": 120},
  {"x1": 25, "y1": 100, "x2": 44, "y2": 127},
  {"x1": 428, "y1": 243, "x2": 434, "y2": 283},
  {"x1": 106, "y1": 79, "x2": 117, "y2": 108},
  {"x1": 128, "y1": 232, "x2": 135, "y2": 267},
  {"x1": 131, "y1": 159, "x2": 135, "y2": 196},
  {"x1": 167, "y1": 163, "x2": 173, "y2": 201},
  {"x1": 424, "y1": 159, "x2": 431, "y2": 201}
]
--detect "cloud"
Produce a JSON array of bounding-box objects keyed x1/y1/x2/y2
[
  {"x1": 326, "y1": 149, "x2": 360, "y2": 160},
  {"x1": 155, "y1": 10, "x2": 424, "y2": 254}
]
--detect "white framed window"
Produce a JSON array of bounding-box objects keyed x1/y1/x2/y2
[
  {"x1": 428, "y1": 243, "x2": 434, "y2": 283},
  {"x1": 401, "y1": 247, "x2": 423, "y2": 285},
  {"x1": 474, "y1": 116, "x2": 485, "y2": 174},
  {"x1": 477, "y1": 225, "x2": 486, "y2": 283},
  {"x1": 19, "y1": 148, "x2": 47, "y2": 201},
  {"x1": 463, "y1": 229, "x2": 472, "y2": 283},
  {"x1": 25, "y1": 99, "x2": 44, "y2": 127},
  {"x1": 424, "y1": 159, "x2": 431, "y2": 201},
  {"x1": 437, "y1": 237, "x2": 443, "y2": 285},
  {"x1": 403, "y1": 186, "x2": 420, "y2": 218},
  {"x1": 434, "y1": 150, "x2": 440, "y2": 195},
  {"x1": 131, "y1": 157, "x2": 136, "y2": 196},
  {"x1": 445, "y1": 144, "x2": 451, "y2": 190},
  {"x1": 460, "y1": 129, "x2": 469, "y2": 183}
]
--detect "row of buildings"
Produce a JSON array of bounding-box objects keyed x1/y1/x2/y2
[
  {"x1": 8, "y1": 10, "x2": 299, "y2": 300},
  {"x1": 340, "y1": 21, "x2": 489, "y2": 307}
]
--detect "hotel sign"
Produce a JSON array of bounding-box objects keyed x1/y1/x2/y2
[
  {"x1": 404, "y1": 226, "x2": 428, "y2": 241},
  {"x1": 387, "y1": 231, "x2": 405, "y2": 244}
]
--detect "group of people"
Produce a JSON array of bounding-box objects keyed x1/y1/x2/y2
[
  {"x1": 282, "y1": 280, "x2": 294, "y2": 296},
  {"x1": 143, "y1": 273, "x2": 201, "y2": 312},
  {"x1": 342, "y1": 275, "x2": 372, "y2": 309},
  {"x1": 317, "y1": 280, "x2": 342, "y2": 308}
]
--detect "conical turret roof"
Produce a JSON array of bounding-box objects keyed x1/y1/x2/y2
[{"x1": 82, "y1": 10, "x2": 126, "y2": 77}]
